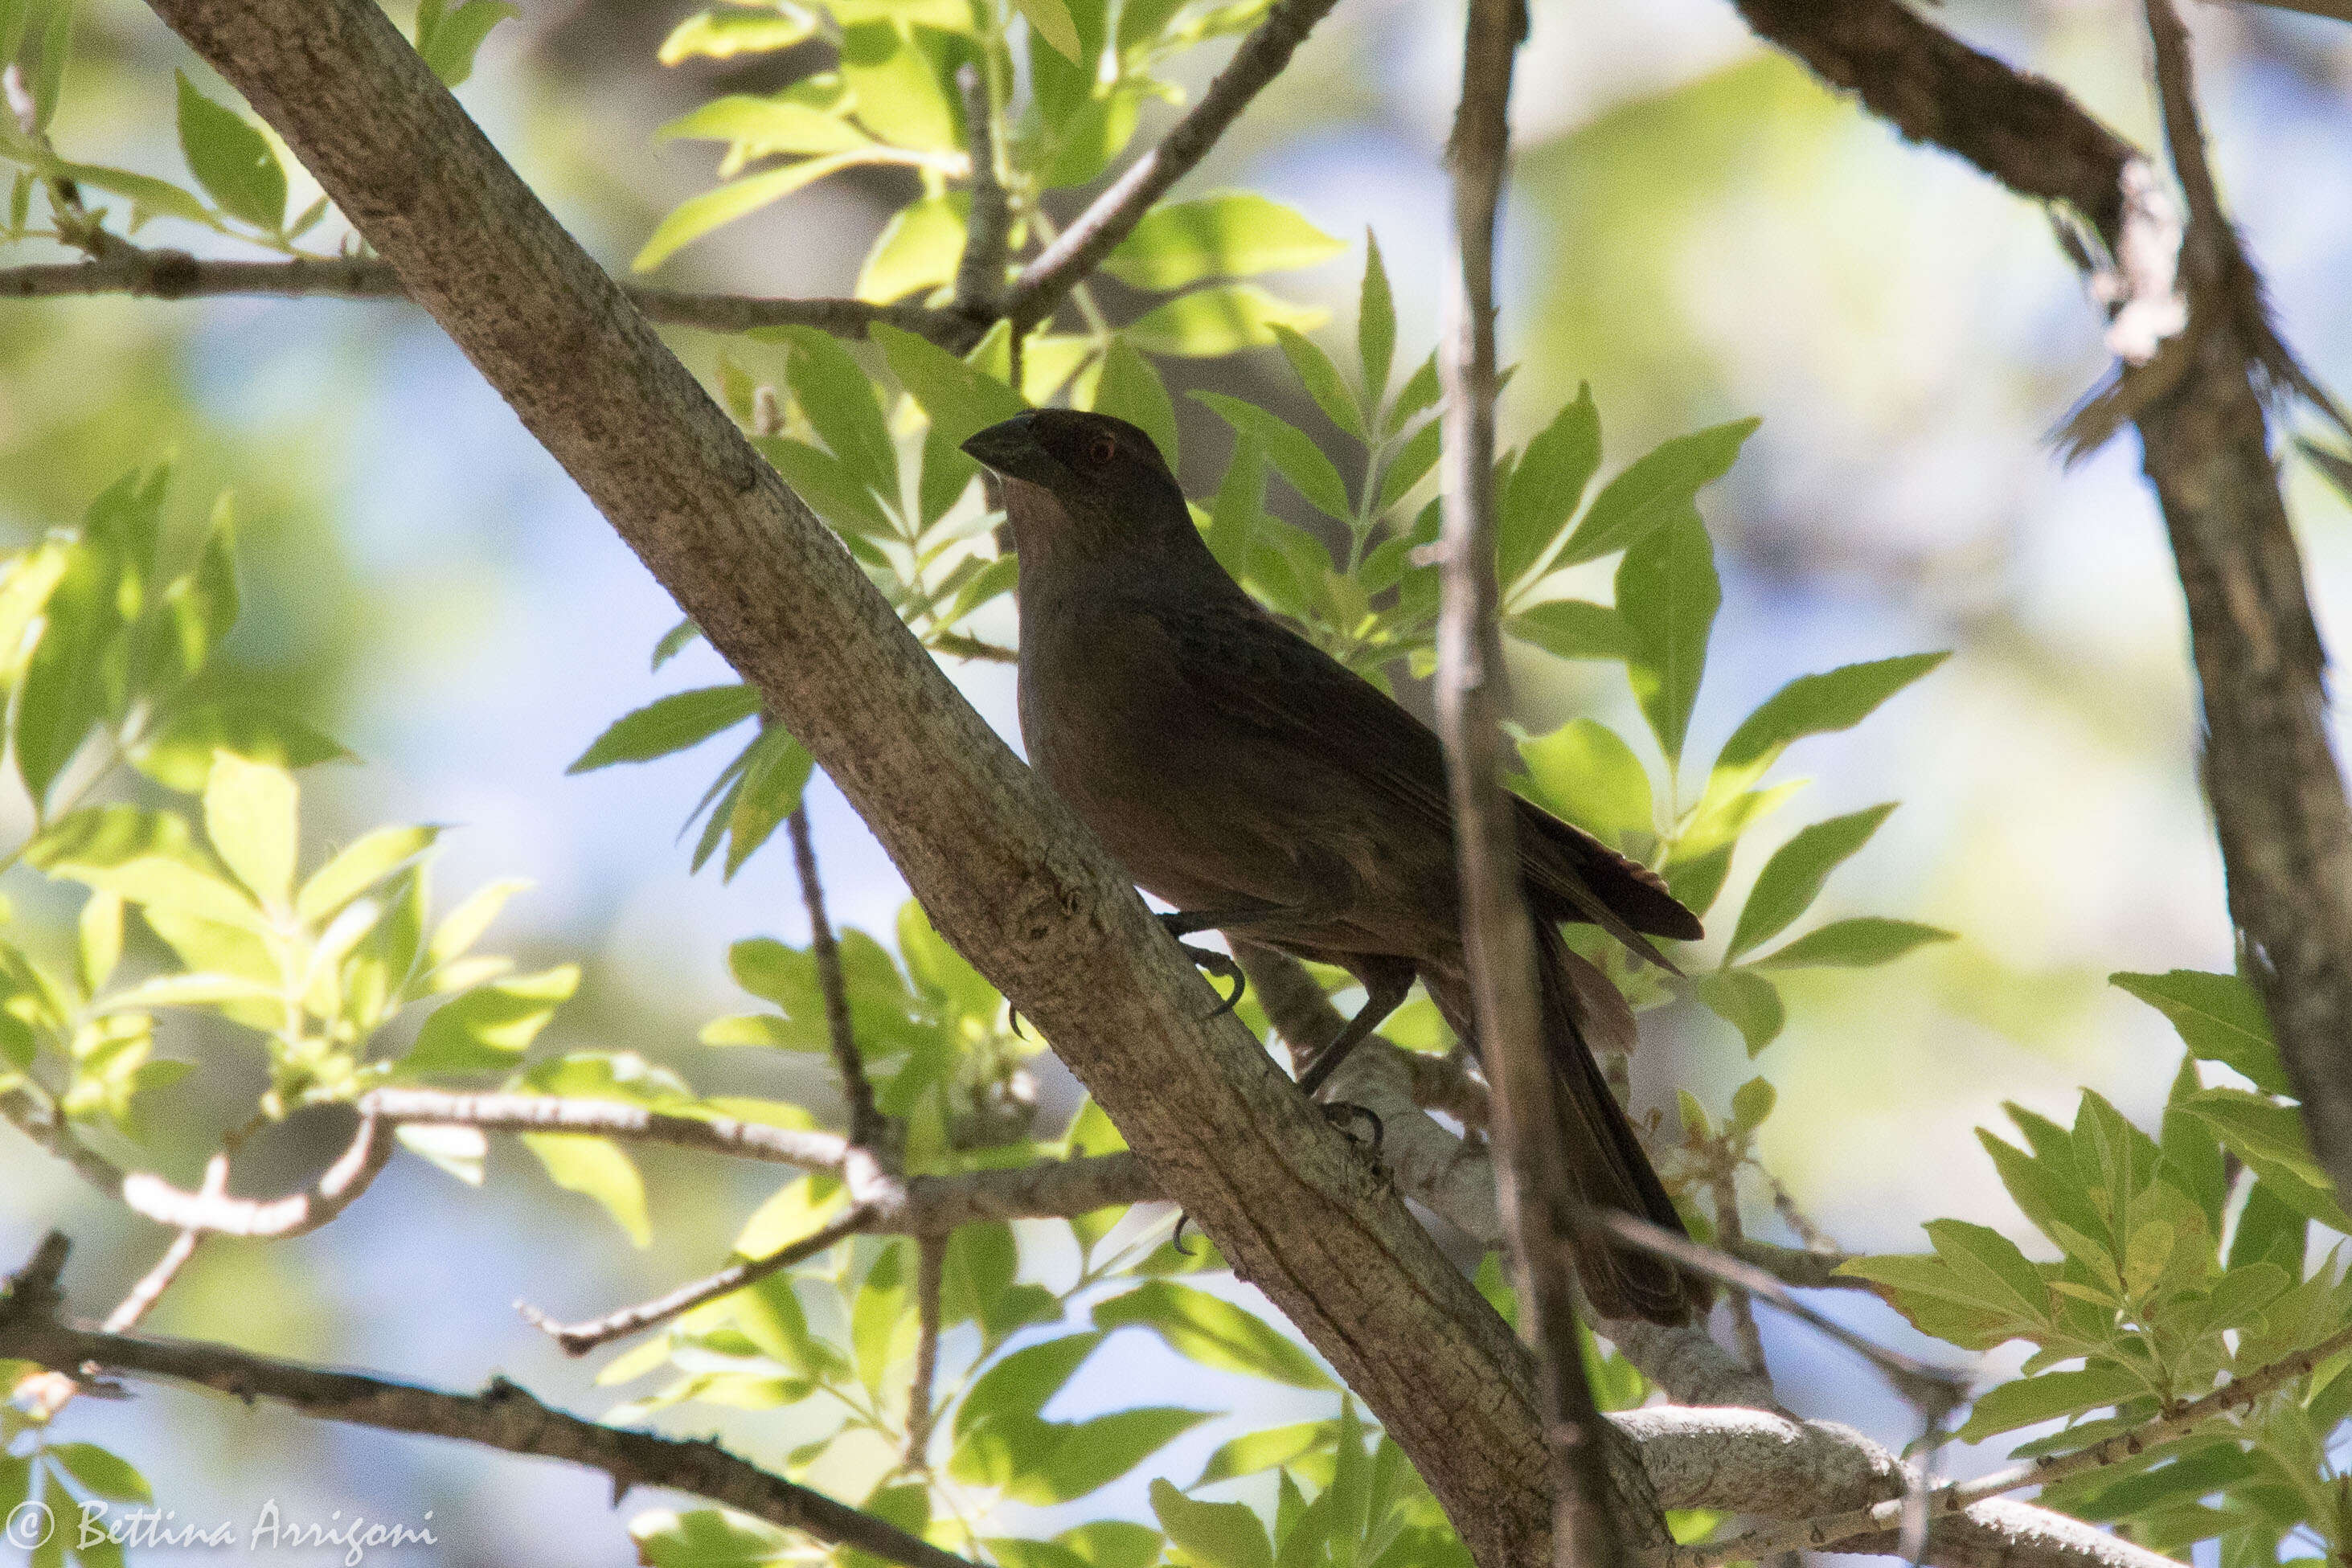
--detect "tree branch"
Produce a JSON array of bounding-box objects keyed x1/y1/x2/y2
[
  {"x1": 0, "y1": 247, "x2": 977, "y2": 342},
  {"x1": 952, "y1": 62, "x2": 1010, "y2": 321},
  {"x1": 1003, "y1": 0, "x2": 1342, "y2": 330},
  {"x1": 520, "y1": 1204, "x2": 880, "y2": 1355},
  {"x1": 789, "y1": 804, "x2": 883, "y2": 1150},
  {"x1": 0, "y1": 1235, "x2": 975, "y2": 1568},
  {"x1": 1726, "y1": 0, "x2": 2352, "y2": 1250},
  {"x1": 131, "y1": 0, "x2": 1571, "y2": 1559},
  {"x1": 1436, "y1": 6, "x2": 1656, "y2": 1562}
]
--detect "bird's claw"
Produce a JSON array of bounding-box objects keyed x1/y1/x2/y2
[
  {"x1": 1321, "y1": 1101, "x2": 1383, "y2": 1149},
  {"x1": 1156, "y1": 916, "x2": 1248, "y2": 1019}
]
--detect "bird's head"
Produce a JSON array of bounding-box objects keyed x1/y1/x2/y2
[{"x1": 961, "y1": 410, "x2": 1190, "y2": 566}]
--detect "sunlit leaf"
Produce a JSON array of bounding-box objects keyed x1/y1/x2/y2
[
  {"x1": 1507, "y1": 599, "x2": 1625, "y2": 662},
  {"x1": 1756, "y1": 917, "x2": 1952, "y2": 968},
  {"x1": 2110, "y1": 970, "x2": 2287, "y2": 1094},
  {"x1": 1556, "y1": 418, "x2": 1756, "y2": 567},
  {"x1": 1518, "y1": 718, "x2": 1650, "y2": 843},
  {"x1": 657, "y1": 2, "x2": 818, "y2": 63},
  {"x1": 203, "y1": 751, "x2": 297, "y2": 909},
  {"x1": 1498, "y1": 386, "x2": 1600, "y2": 586},
  {"x1": 1094, "y1": 1280, "x2": 1333, "y2": 1390},
  {"x1": 1358, "y1": 232, "x2": 1395, "y2": 415},
  {"x1": 1092, "y1": 337, "x2": 1179, "y2": 469},
  {"x1": 1726, "y1": 804, "x2": 1896, "y2": 961},
  {"x1": 522, "y1": 1134, "x2": 651, "y2": 1247},
  {"x1": 1129, "y1": 286, "x2": 1330, "y2": 359},
  {"x1": 568, "y1": 685, "x2": 761, "y2": 772},
  {"x1": 175, "y1": 72, "x2": 285, "y2": 231},
  {"x1": 400, "y1": 965, "x2": 579, "y2": 1075},
  {"x1": 1712, "y1": 652, "x2": 1948, "y2": 793},
  {"x1": 1150, "y1": 1478, "x2": 1272, "y2": 1568},
  {"x1": 413, "y1": 0, "x2": 518, "y2": 87},
  {"x1": 1615, "y1": 508, "x2": 1718, "y2": 765},
  {"x1": 1102, "y1": 193, "x2": 1345, "y2": 292},
  {"x1": 633, "y1": 151, "x2": 868, "y2": 271},
  {"x1": 1194, "y1": 394, "x2": 1350, "y2": 522},
  {"x1": 858, "y1": 190, "x2": 965, "y2": 304},
  {"x1": 1694, "y1": 970, "x2": 1784, "y2": 1057}
]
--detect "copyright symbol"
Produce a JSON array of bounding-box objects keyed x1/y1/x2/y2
[{"x1": 4, "y1": 1499, "x2": 52, "y2": 1548}]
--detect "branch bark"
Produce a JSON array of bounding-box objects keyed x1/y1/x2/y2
[
  {"x1": 0, "y1": 1236, "x2": 973, "y2": 1568},
  {"x1": 0, "y1": 248, "x2": 974, "y2": 342},
  {"x1": 1726, "y1": 0, "x2": 2352, "y2": 1245},
  {"x1": 129, "y1": 2, "x2": 1562, "y2": 1559}
]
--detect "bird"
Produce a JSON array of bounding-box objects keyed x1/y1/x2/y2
[{"x1": 961, "y1": 407, "x2": 1707, "y2": 1325}]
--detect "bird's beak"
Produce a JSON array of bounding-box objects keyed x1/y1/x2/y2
[{"x1": 961, "y1": 415, "x2": 1063, "y2": 487}]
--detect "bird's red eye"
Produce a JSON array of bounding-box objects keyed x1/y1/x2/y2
[{"x1": 1087, "y1": 434, "x2": 1117, "y2": 465}]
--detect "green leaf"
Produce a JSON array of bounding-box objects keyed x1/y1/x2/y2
[
  {"x1": 2180, "y1": 1088, "x2": 2352, "y2": 1231},
  {"x1": 1499, "y1": 386, "x2": 1601, "y2": 586},
  {"x1": 1955, "y1": 1363, "x2": 2147, "y2": 1445},
  {"x1": 1092, "y1": 337, "x2": 1180, "y2": 469},
  {"x1": 1093, "y1": 1279, "x2": 1334, "y2": 1390},
  {"x1": 1271, "y1": 325, "x2": 1364, "y2": 441},
  {"x1": 297, "y1": 825, "x2": 440, "y2": 926},
  {"x1": 46, "y1": 161, "x2": 212, "y2": 226},
  {"x1": 858, "y1": 190, "x2": 965, "y2": 305},
  {"x1": 657, "y1": 3, "x2": 818, "y2": 63},
  {"x1": 1203, "y1": 436, "x2": 1266, "y2": 580},
  {"x1": 878, "y1": 322, "x2": 1026, "y2": 448},
  {"x1": 1507, "y1": 599, "x2": 1626, "y2": 662},
  {"x1": 1927, "y1": 1218, "x2": 2054, "y2": 1323},
  {"x1": 415, "y1": 0, "x2": 518, "y2": 86},
  {"x1": 756, "y1": 434, "x2": 896, "y2": 538},
  {"x1": 174, "y1": 72, "x2": 285, "y2": 231},
  {"x1": 1517, "y1": 718, "x2": 1651, "y2": 843},
  {"x1": 522, "y1": 1134, "x2": 651, "y2": 1246},
  {"x1": 400, "y1": 965, "x2": 579, "y2": 1075},
  {"x1": 1014, "y1": 1408, "x2": 1212, "y2": 1505},
  {"x1": 779, "y1": 325, "x2": 898, "y2": 501},
  {"x1": 2110, "y1": 971, "x2": 2287, "y2": 1094},
  {"x1": 631, "y1": 1508, "x2": 795, "y2": 1568},
  {"x1": 1713, "y1": 652, "x2": 1948, "y2": 792},
  {"x1": 854, "y1": 1240, "x2": 915, "y2": 1394},
  {"x1": 842, "y1": 18, "x2": 961, "y2": 152},
  {"x1": 956, "y1": 1333, "x2": 1102, "y2": 1436},
  {"x1": 1014, "y1": 0, "x2": 1083, "y2": 60},
  {"x1": 1129, "y1": 286, "x2": 1330, "y2": 360},
  {"x1": 1375, "y1": 416, "x2": 1441, "y2": 514},
  {"x1": 1729, "y1": 1075, "x2": 1776, "y2": 1132},
  {"x1": 203, "y1": 751, "x2": 297, "y2": 908},
  {"x1": 1727, "y1": 804, "x2": 1897, "y2": 962},
  {"x1": 128, "y1": 699, "x2": 347, "y2": 792},
  {"x1": 568, "y1": 685, "x2": 761, "y2": 772},
  {"x1": 1756, "y1": 917, "x2": 1953, "y2": 968},
  {"x1": 1150, "y1": 1478, "x2": 1273, "y2": 1568},
  {"x1": 658, "y1": 93, "x2": 872, "y2": 160},
  {"x1": 1194, "y1": 394, "x2": 1350, "y2": 522},
  {"x1": 633, "y1": 151, "x2": 868, "y2": 271},
  {"x1": 1193, "y1": 1422, "x2": 1331, "y2": 1487},
  {"x1": 1557, "y1": 418, "x2": 1757, "y2": 567},
  {"x1": 1615, "y1": 508, "x2": 1719, "y2": 765},
  {"x1": 44, "y1": 1443, "x2": 149, "y2": 1503},
  {"x1": 1102, "y1": 193, "x2": 1343, "y2": 292},
  {"x1": 1358, "y1": 232, "x2": 1395, "y2": 414},
  {"x1": 1694, "y1": 970, "x2": 1784, "y2": 1057},
  {"x1": 719, "y1": 727, "x2": 813, "y2": 881}
]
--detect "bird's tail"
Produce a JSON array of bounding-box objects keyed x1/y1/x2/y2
[{"x1": 1424, "y1": 921, "x2": 1705, "y2": 1327}]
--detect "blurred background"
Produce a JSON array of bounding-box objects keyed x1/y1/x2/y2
[{"x1": 3, "y1": 0, "x2": 2349, "y2": 1560}]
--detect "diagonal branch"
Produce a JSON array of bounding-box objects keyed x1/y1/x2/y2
[
  {"x1": 131, "y1": 0, "x2": 1571, "y2": 1561},
  {"x1": 0, "y1": 1234, "x2": 975, "y2": 1568},
  {"x1": 1726, "y1": 0, "x2": 2352, "y2": 1257},
  {"x1": 1003, "y1": 0, "x2": 1343, "y2": 330}
]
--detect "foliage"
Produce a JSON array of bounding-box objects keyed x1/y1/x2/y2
[{"x1": 1, "y1": 2, "x2": 2346, "y2": 1567}]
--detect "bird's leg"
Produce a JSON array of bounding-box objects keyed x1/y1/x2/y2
[
  {"x1": 1296, "y1": 961, "x2": 1416, "y2": 1099},
  {"x1": 1156, "y1": 911, "x2": 1251, "y2": 1017}
]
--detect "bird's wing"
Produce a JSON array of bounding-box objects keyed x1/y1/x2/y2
[{"x1": 1150, "y1": 597, "x2": 1698, "y2": 956}]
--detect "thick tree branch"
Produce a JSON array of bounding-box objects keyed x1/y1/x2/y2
[
  {"x1": 0, "y1": 1236, "x2": 973, "y2": 1568},
  {"x1": 0, "y1": 248, "x2": 976, "y2": 342},
  {"x1": 1727, "y1": 0, "x2": 2352, "y2": 1241},
  {"x1": 129, "y1": 2, "x2": 1576, "y2": 1560},
  {"x1": 1624, "y1": 1408, "x2": 2186, "y2": 1568},
  {"x1": 1004, "y1": 0, "x2": 1342, "y2": 330}
]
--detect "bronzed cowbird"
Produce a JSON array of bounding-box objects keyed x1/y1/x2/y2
[{"x1": 961, "y1": 408, "x2": 1705, "y2": 1324}]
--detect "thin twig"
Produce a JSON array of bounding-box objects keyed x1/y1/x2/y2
[
  {"x1": 520, "y1": 1203, "x2": 879, "y2": 1355},
  {"x1": 1708, "y1": 1169, "x2": 1768, "y2": 1376},
  {"x1": 118, "y1": 1104, "x2": 393, "y2": 1238},
  {"x1": 952, "y1": 62, "x2": 1010, "y2": 320},
  {"x1": 1435, "y1": 4, "x2": 1651, "y2": 1565},
  {"x1": 906, "y1": 1232, "x2": 946, "y2": 1468},
  {"x1": 789, "y1": 804, "x2": 883, "y2": 1150},
  {"x1": 0, "y1": 1234, "x2": 973, "y2": 1568},
  {"x1": 0, "y1": 248, "x2": 976, "y2": 344},
  {"x1": 1582, "y1": 1209, "x2": 1969, "y2": 1419},
  {"x1": 1660, "y1": 1314, "x2": 2352, "y2": 1568},
  {"x1": 1003, "y1": 0, "x2": 1344, "y2": 330}
]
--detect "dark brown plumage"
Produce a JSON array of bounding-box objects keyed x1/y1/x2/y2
[{"x1": 962, "y1": 408, "x2": 1706, "y2": 1324}]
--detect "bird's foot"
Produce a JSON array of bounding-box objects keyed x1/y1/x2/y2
[
  {"x1": 1156, "y1": 916, "x2": 1247, "y2": 1018},
  {"x1": 1320, "y1": 1101, "x2": 1383, "y2": 1149}
]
